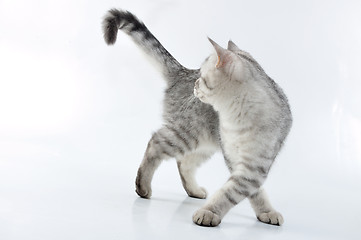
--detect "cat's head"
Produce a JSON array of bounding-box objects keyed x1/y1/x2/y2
[{"x1": 194, "y1": 38, "x2": 254, "y2": 108}]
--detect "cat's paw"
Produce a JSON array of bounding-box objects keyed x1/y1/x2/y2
[
  {"x1": 257, "y1": 211, "x2": 284, "y2": 226},
  {"x1": 193, "y1": 209, "x2": 221, "y2": 227},
  {"x1": 187, "y1": 187, "x2": 208, "y2": 199},
  {"x1": 135, "y1": 174, "x2": 152, "y2": 199}
]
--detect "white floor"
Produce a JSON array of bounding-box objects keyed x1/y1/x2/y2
[{"x1": 1, "y1": 0, "x2": 361, "y2": 239}]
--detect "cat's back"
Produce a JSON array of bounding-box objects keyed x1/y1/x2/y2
[
  {"x1": 233, "y1": 53, "x2": 293, "y2": 141},
  {"x1": 253, "y1": 74, "x2": 293, "y2": 144},
  {"x1": 264, "y1": 76, "x2": 292, "y2": 129}
]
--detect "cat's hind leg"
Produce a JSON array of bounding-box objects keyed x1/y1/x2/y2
[
  {"x1": 136, "y1": 127, "x2": 193, "y2": 198},
  {"x1": 176, "y1": 152, "x2": 214, "y2": 199},
  {"x1": 248, "y1": 187, "x2": 284, "y2": 225},
  {"x1": 135, "y1": 136, "x2": 162, "y2": 199}
]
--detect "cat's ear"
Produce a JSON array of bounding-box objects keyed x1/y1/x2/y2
[
  {"x1": 208, "y1": 37, "x2": 232, "y2": 68},
  {"x1": 227, "y1": 40, "x2": 241, "y2": 52}
]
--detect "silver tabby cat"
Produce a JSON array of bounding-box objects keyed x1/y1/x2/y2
[{"x1": 102, "y1": 9, "x2": 292, "y2": 227}]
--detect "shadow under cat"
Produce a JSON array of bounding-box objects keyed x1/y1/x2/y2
[{"x1": 131, "y1": 193, "x2": 283, "y2": 239}]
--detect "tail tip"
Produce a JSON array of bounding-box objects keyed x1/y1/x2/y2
[{"x1": 102, "y1": 10, "x2": 120, "y2": 45}]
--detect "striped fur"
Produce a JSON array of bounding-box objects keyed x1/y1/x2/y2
[
  {"x1": 193, "y1": 39, "x2": 292, "y2": 226},
  {"x1": 102, "y1": 9, "x2": 292, "y2": 227}
]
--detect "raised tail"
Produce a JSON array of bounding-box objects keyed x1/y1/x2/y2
[{"x1": 102, "y1": 9, "x2": 184, "y2": 76}]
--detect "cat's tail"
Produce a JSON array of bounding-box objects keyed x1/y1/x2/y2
[{"x1": 102, "y1": 9, "x2": 185, "y2": 76}]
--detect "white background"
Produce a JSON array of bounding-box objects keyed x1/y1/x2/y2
[{"x1": 1, "y1": 0, "x2": 361, "y2": 239}]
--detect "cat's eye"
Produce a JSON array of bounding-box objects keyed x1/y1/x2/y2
[{"x1": 201, "y1": 77, "x2": 214, "y2": 91}]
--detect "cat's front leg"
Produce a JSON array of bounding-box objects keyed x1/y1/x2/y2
[
  {"x1": 192, "y1": 173, "x2": 262, "y2": 227},
  {"x1": 248, "y1": 187, "x2": 284, "y2": 225}
]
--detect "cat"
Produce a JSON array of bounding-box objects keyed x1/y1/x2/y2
[{"x1": 102, "y1": 9, "x2": 292, "y2": 227}]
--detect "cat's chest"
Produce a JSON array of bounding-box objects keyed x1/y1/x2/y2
[
  {"x1": 218, "y1": 114, "x2": 255, "y2": 155},
  {"x1": 220, "y1": 126, "x2": 246, "y2": 153}
]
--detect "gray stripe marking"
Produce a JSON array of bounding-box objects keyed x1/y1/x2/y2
[{"x1": 225, "y1": 192, "x2": 238, "y2": 205}]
